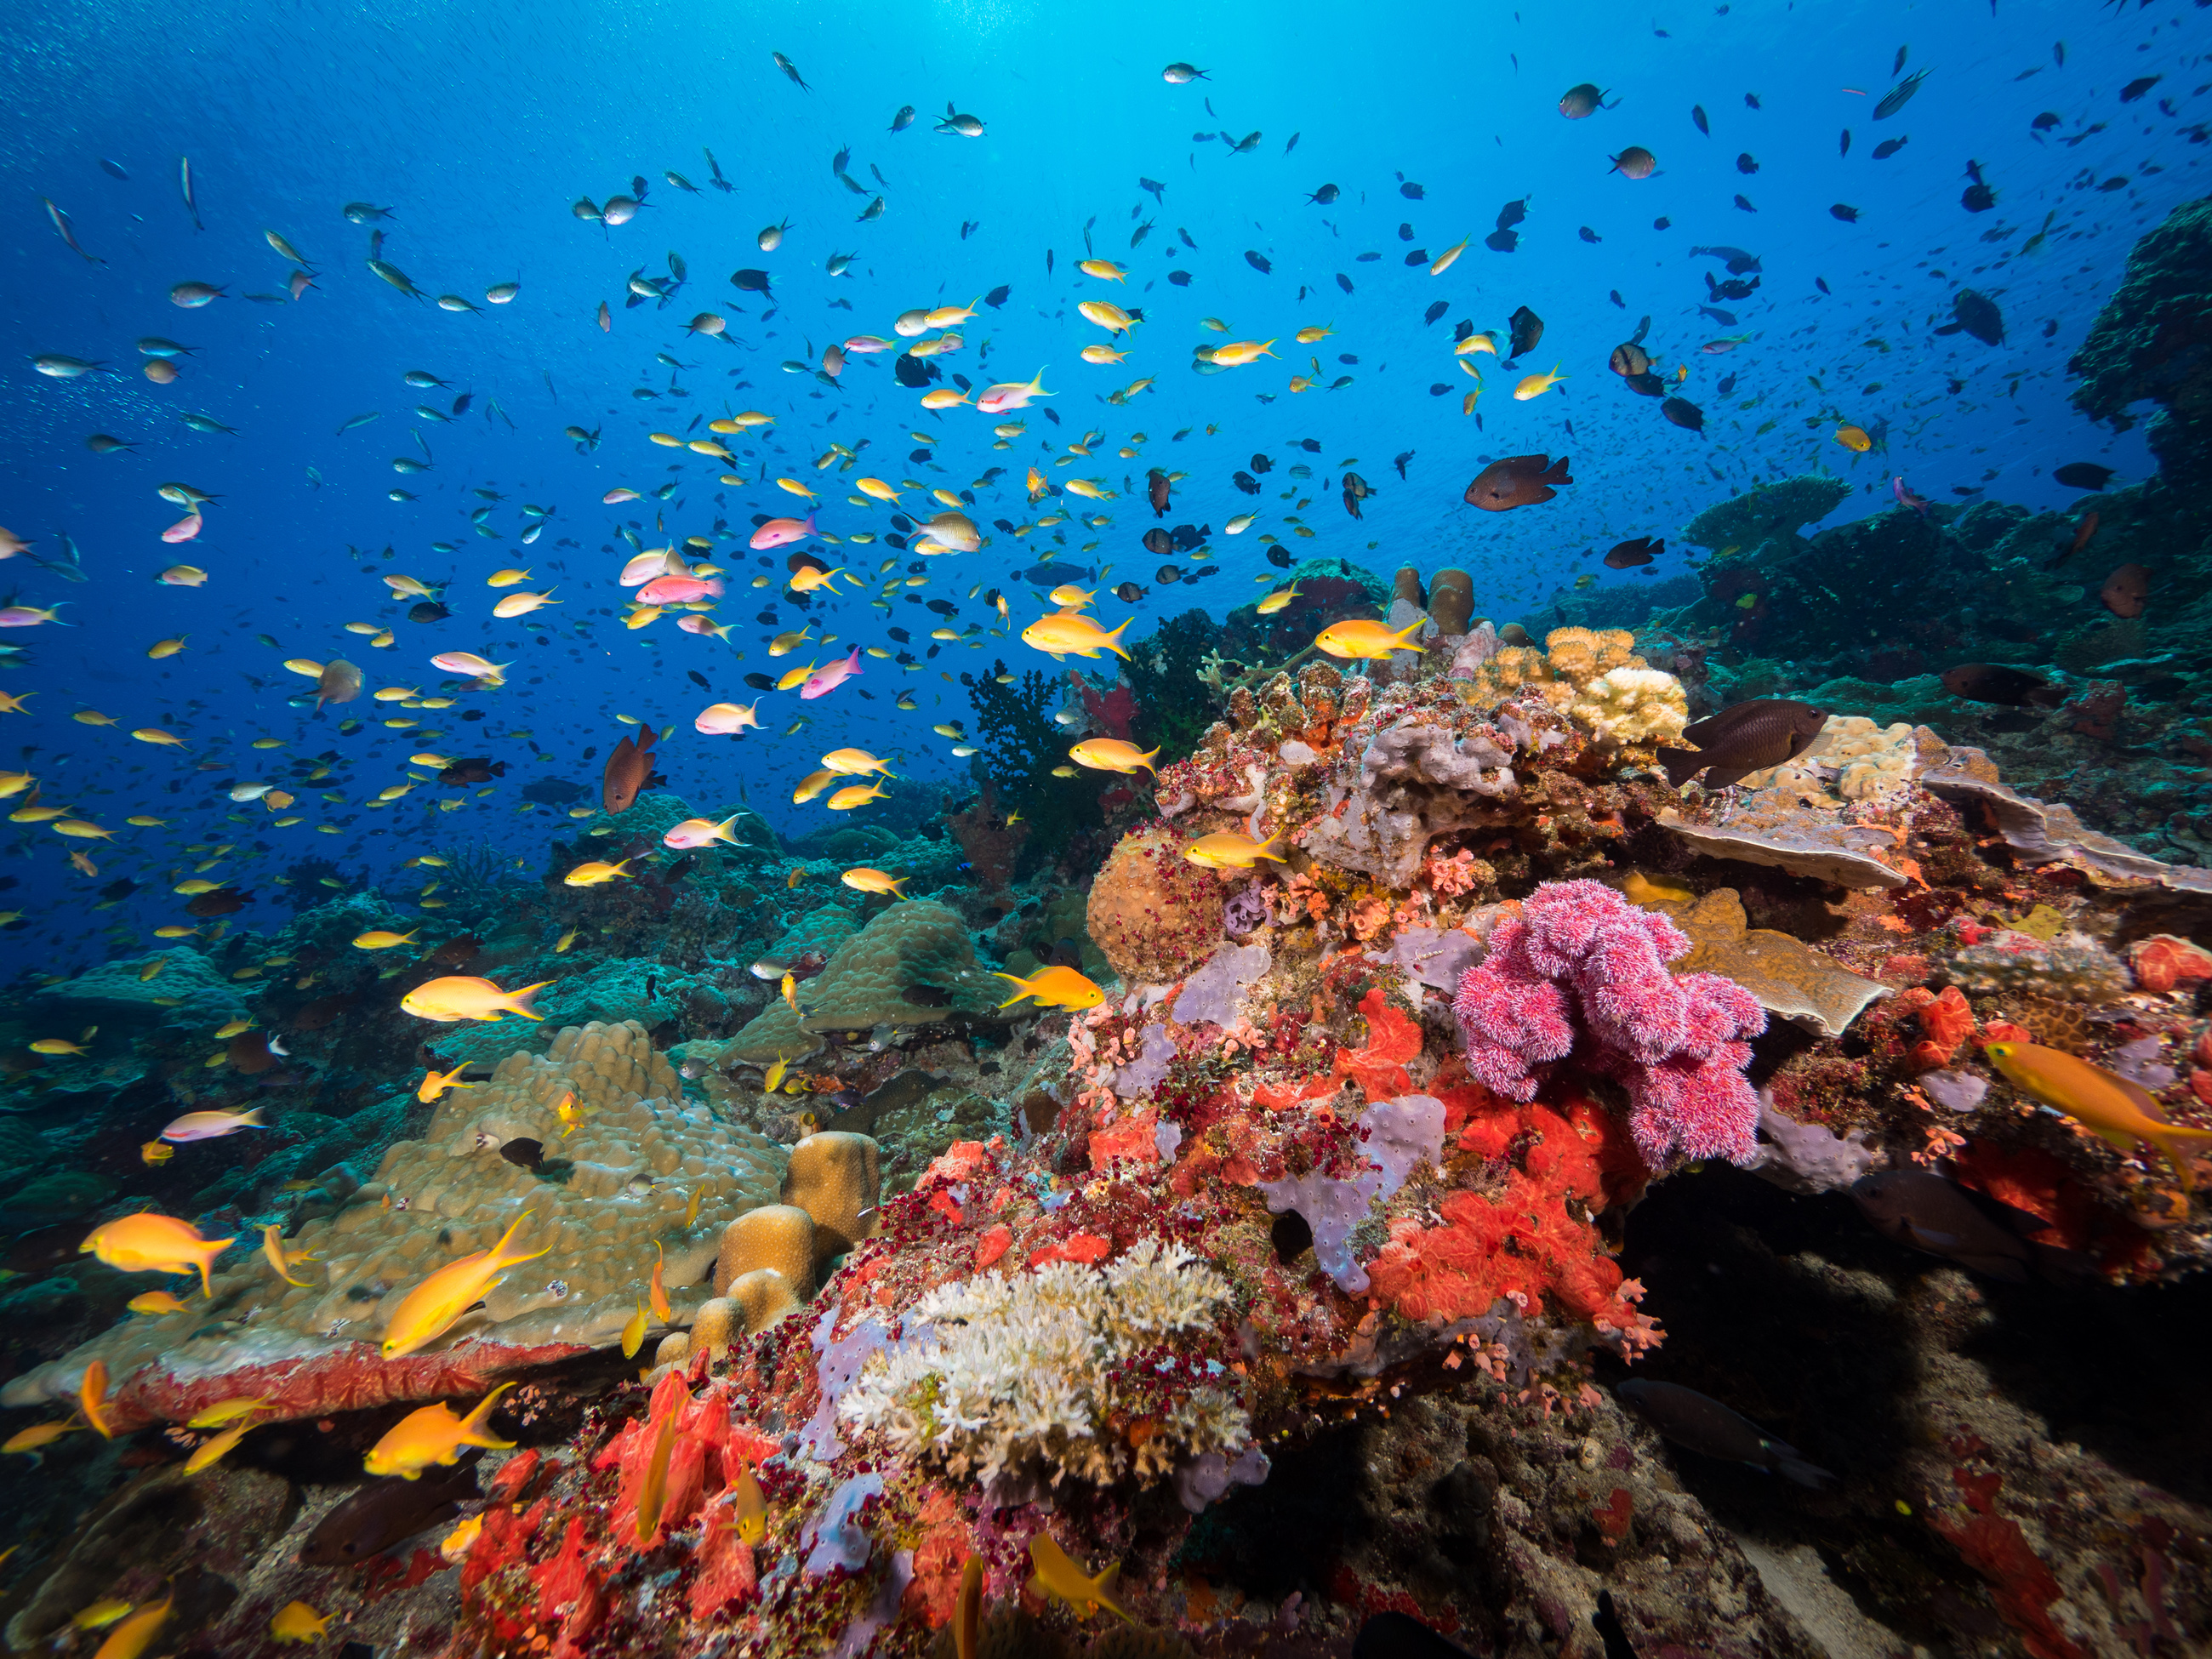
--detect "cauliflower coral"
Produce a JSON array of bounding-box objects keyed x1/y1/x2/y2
[{"x1": 837, "y1": 1239, "x2": 1250, "y2": 1490}]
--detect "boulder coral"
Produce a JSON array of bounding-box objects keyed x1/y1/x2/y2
[{"x1": 1085, "y1": 822, "x2": 1229, "y2": 985}]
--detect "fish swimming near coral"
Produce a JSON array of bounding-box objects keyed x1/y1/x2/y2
[
  {"x1": 993, "y1": 965, "x2": 1104, "y2": 1011},
  {"x1": 1463, "y1": 453, "x2": 1571, "y2": 511},
  {"x1": 1615, "y1": 1380, "x2": 1833, "y2": 1486},
  {"x1": 1656, "y1": 698, "x2": 1827, "y2": 790},
  {"x1": 1940, "y1": 664, "x2": 2061, "y2": 708},
  {"x1": 1983, "y1": 1041, "x2": 2212, "y2": 1190},
  {"x1": 1026, "y1": 1533, "x2": 1134, "y2": 1622},
  {"x1": 1850, "y1": 1169, "x2": 2087, "y2": 1284},
  {"x1": 602, "y1": 723, "x2": 661, "y2": 812},
  {"x1": 299, "y1": 1459, "x2": 482, "y2": 1565}
]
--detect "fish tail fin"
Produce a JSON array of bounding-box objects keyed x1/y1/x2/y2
[
  {"x1": 803, "y1": 511, "x2": 818, "y2": 537},
  {"x1": 1255, "y1": 831, "x2": 1286, "y2": 863},
  {"x1": 460, "y1": 1381, "x2": 520, "y2": 1445},
  {"x1": 704, "y1": 579, "x2": 724, "y2": 597},
  {"x1": 1656, "y1": 745, "x2": 1706, "y2": 790},
  {"x1": 1391, "y1": 619, "x2": 1427, "y2": 647},
  {"x1": 1029, "y1": 365, "x2": 1053, "y2": 397},
  {"x1": 1103, "y1": 617, "x2": 1132, "y2": 660},
  {"x1": 992, "y1": 972, "x2": 1036, "y2": 1009},
  {"x1": 502, "y1": 979, "x2": 552, "y2": 1020},
  {"x1": 489, "y1": 1213, "x2": 552, "y2": 1268},
  {"x1": 890, "y1": 876, "x2": 909, "y2": 897},
  {"x1": 238, "y1": 1108, "x2": 265, "y2": 1128},
  {"x1": 1137, "y1": 746, "x2": 1160, "y2": 772},
  {"x1": 195, "y1": 1234, "x2": 237, "y2": 1297}
]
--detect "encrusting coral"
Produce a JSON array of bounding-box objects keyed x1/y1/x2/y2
[{"x1": 1452, "y1": 881, "x2": 1769, "y2": 1168}]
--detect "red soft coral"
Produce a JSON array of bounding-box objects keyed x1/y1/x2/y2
[{"x1": 1334, "y1": 987, "x2": 1424, "y2": 1102}]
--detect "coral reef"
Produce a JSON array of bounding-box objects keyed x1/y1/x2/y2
[{"x1": 2070, "y1": 196, "x2": 2212, "y2": 488}]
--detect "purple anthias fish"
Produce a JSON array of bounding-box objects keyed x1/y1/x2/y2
[{"x1": 1893, "y1": 476, "x2": 1931, "y2": 516}]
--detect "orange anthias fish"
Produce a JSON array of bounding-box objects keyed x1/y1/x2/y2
[
  {"x1": 380, "y1": 1214, "x2": 550, "y2": 1358},
  {"x1": 88, "y1": 1589, "x2": 171, "y2": 1659},
  {"x1": 81, "y1": 1212, "x2": 237, "y2": 1296},
  {"x1": 1026, "y1": 1533, "x2": 1134, "y2": 1623},
  {"x1": 363, "y1": 1382, "x2": 516, "y2": 1478},
  {"x1": 1984, "y1": 1040, "x2": 2212, "y2": 1189},
  {"x1": 649, "y1": 1242, "x2": 673, "y2": 1322},
  {"x1": 634, "y1": 1375, "x2": 690, "y2": 1546},
  {"x1": 81, "y1": 1358, "x2": 115, "y2": 1439}
]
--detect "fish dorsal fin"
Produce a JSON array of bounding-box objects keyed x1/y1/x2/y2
[{"x1": 2107, "y1": 1067, "x2": 2169, "y2": 1125}]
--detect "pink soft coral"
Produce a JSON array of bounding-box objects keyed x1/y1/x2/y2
[{"x1": 1451, "y1": 879, "x2": 1765, "y2": 1169}]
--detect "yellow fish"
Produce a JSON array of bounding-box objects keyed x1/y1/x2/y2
[
  {"x1": 1983, "y1": 1042, "x2": 2212, "y2": 1190},
  {"x1": 72, "y1": 1599, "x2": 133, "y2": 1631},
  {"x1": 270, "y1": 1601, "x2": 333, "y2": 1644},
  {"x1": 81, "y1": 1213, "x2": 235, "y2": 1297},
  {"x1": 400, "y1": 976, "x2": 550, "y2": 1023},
  {"x1": 1210, "y1": 339, "x2": 1278, "y2": 368},
  {"x1": 1513, "y1": 363, "x2": 1567, "y2": 400},
  {"x1": 1027, "y1": 1534, "x2": 1134, "y2": 1623},
  {"x1": 1047, "y1": 584, "x2": 1096, "y2": 608},
  {"x1": 841, "y1": 868, "x2": 909, "y2": 898},
  {"x1": 1078, "y1": 258, "x2": 1126, "y2": 281},
  {"x1": 363, "y1": 1382, "x2": 517, "y2": 1477},
  {"x1": 992, "y1": 966, "x2": 1104, "y2": 1011},
  {"x1": 826, "y1": 782, "x2": 888, "y2": 811},
  {"x1": 792, "y1": 768, "x2": 838, "y2": 804},
  {"x1": 562, "y1": 857, "x2": 636, "y2": 887},
  {"x1": 820, "y1": 746, "x2": 893, "y2": 776},
  {"x1": 185, "y1": 1416, "x2": 255, "y2": 1474},
  {"x1": 261, "y1": 1223, "x2": 312, "y2": 1288},
  {"x1": 1068, "y1": 738, "x2": 1159, "y2": 774},
  {"x1": 1835, "y1": 425, "x2": 1873, "y2": 453},
  {"x1": 776, "y1": 661, "x2": 818, "y2": 693},
  {"x1": 788, "y1": 565, "x2": 848, "y2": 593},
  {"x1": 1315, "y1": 619, "x2": 1425, "y2": 660},
  {"x1": 768, "y1": 626, "x2": 814, "y2": 657},
  {"x1": 1429, "y1": 236, "x2": 1471, "y2": 275},
  {"x1": 187, "y1": 1397, "x2": 272, "y2": 1428},
  {"x1": 81, "y1": 1359, "x2": 115, "y2": 1440},
  {"x1": 1294, "y1": 322, "x2": 1334, "y2": 345},
  {"x1": 418, "y1": 1063, "x2": 477, "y2": 1104},
  {"x1": 1256, "y1": 584, "x2": 1301, "y2": 615},
  {"x1": 731, "y1": 1462, "x2": 769, "y2": 1543},
  {"x1": 1080, "y1": 344, "x2": 1126, "y2": 365},
  {"x1": 88, "y1": 1590, "x2": 170, "y2": 1659},
  {"x1": 633, "y1": 1381, "x2": 687, "y2": 1545},
  {"x1": 3, "y1": 1421, "x2": 74, "y2": 1454},
  {"x1": 1021, "y1": 613, "x2": 1132, "y2": 661},
  {"x1": 352, "y1": 927, "x2": 419, "y2": 949},
  {"x1": 487, "y1": 567, "x2": 532, "y2": 587},
  {"x1": 621, "y1": 1298, "x2": 649, "y2": 1359},
  {"x1": 1076, "y1": 300, "x2": 1136, "y2": 333},
  {"x1": 380, "y1": 1216, "x2": 550, "y2": 1358},
  {"x1": 128, "y1": 1290, "x2": 189, "y2": 1315},
  {"x1": 440, "y1": 1513, "x2": 484, "y2": 1563},
  {"x1": 1183, "y1": 830, "x2": 1286, "y2": 870}
]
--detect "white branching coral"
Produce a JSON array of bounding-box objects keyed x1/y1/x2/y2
[
  {"x1": 837, "y1": 1239, "x2": 1250, "y2": 1489},
  {"x1": 1570, "y1": 665, "x2": 1689, "y2": 746}
]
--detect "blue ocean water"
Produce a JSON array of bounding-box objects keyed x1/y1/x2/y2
[{"x1": 0, "y1": 0, "x2": 2198, "y2": 970}]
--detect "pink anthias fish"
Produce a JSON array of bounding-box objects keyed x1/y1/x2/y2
[
  {"x1": 662, "y1": 812, "x2": 747, "y2": 849},
  {"x1": 800, "y1": 647, "x2": 864, "y2": 700},
  {"x1": 694, "y1": 700, "x2": 760, "y2": 735},
  {"x1": 974, "y1": 368, "x2": 1052, "y2": 414},
  {"x1": 161, "y1": 1107, "x2": 265, "y2": 1143},
  {"x1": 676, "y1": 615, "x2": 729, "y2": 638},
  {"x1": 636, "y1": 573, "x2": 723, "y2": 605},
  {"x1": 750, "y1": 512, "x2": 818, "y2": 550},
  {"x1": 1892, "y1": 476, "x2": 1931, "y2": 517},
  {"x1": 162, "y1": 515, "x2": 204, "y2": 543}
]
